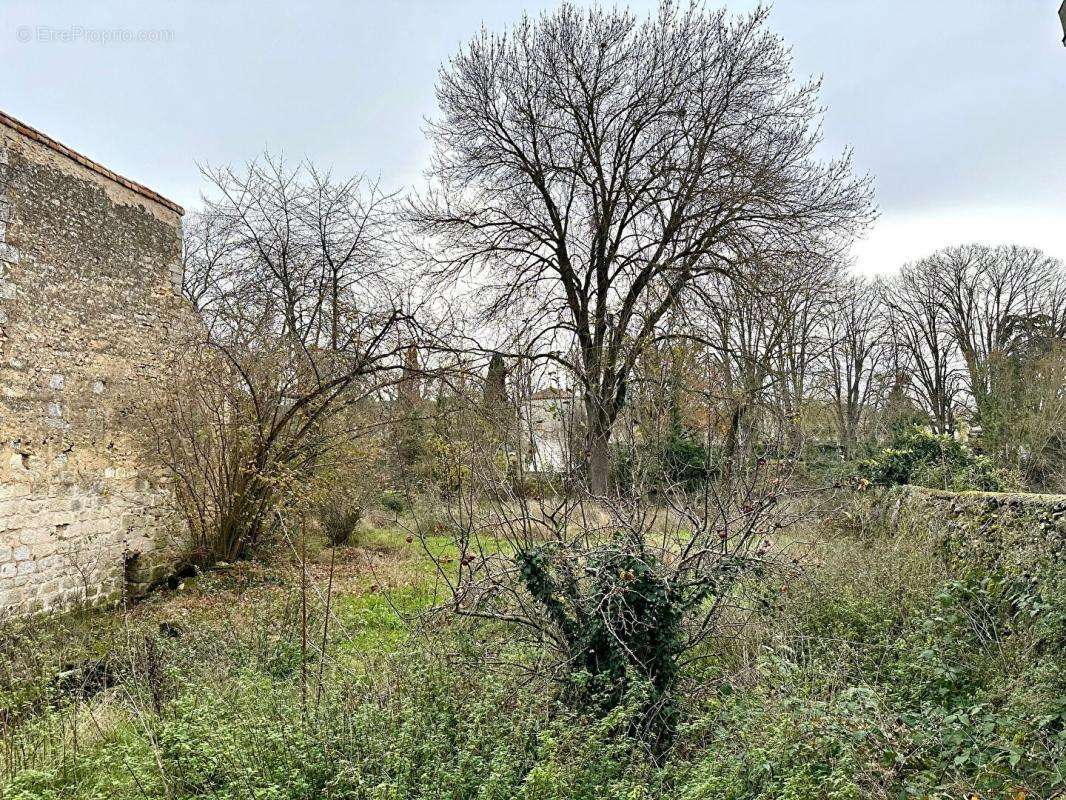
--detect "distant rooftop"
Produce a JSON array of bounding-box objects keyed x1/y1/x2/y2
[{"x1": 0, "y1": 109, "x2": 184, "y2": 216}]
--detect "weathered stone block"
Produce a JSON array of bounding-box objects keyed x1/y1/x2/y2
[{"x1": 18, "y1": 526, "x2": 52, "y2": 545}]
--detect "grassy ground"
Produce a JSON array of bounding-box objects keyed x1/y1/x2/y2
[{"x1": 0, "y1": 501, "x2": 1063, "y2": 800}]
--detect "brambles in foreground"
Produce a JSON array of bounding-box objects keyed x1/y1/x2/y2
[
  {"x1": 2, "y1": 495, "x2": 1063, "y2": 800},
  {"x1": 411, "y1": 458, "x2": 802, "y2": 743}
]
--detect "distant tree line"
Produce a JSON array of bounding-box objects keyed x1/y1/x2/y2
[{"x1": 619, "y1": 242, "x2": 1066, "y2": 489}]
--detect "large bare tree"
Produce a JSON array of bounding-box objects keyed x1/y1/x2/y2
[{"x1": 410, "y1": 2, "x2": 873, "y2": 491}]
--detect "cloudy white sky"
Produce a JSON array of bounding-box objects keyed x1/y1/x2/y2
[{"x1": 2, "y1": 0, "x2": 1064, "y2": 275}]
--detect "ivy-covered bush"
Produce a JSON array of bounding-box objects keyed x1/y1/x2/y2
[
  {"x1": 517, "y1": 540, "x2": 685, "y2": 718},
  {"x1": 857, "y1": 428, "x2": 1021, "y2": 492}
]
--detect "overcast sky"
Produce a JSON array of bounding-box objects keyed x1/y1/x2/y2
[{"x1": 2, "y1": 0, "x2": 1064, "y2": 275}]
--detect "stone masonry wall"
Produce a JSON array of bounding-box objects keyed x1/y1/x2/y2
[
  {"x1": 0, "y1": 113, "x2": 189, "y2": 617},
  {"x1": 873, "y1": 484, "x2": 1066, "y2": 572}
]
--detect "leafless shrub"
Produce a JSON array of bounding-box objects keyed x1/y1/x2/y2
[{"x1": 150, "y1": 156, "x2": 415, "y2": 565}]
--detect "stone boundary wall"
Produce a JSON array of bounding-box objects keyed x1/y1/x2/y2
[
  {"x1": 872, "y1": 485, "x2": 1066, "y2": 571},
  {"x1": 0, "y1": 111, "x2": 190, "y2": 618}
]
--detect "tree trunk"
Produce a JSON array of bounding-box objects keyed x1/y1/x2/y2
[
  {"x1": 722, "y1": 399, "x2": 749, "y2": 482},
  {"x1": 587, "y1": 424, "x2": 612, "y2": 495},
  {"x1": 843, "y1": 414, "x2": 859, "y2": 458}
]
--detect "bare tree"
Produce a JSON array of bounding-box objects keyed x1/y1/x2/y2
[
  {"x1": 886, "y1": 259, "x2": 960, "y2": 434},
  {"x1": 884, "y1": 243, "x2": 1065, "y2": 453},
  {"x1": 707, "y1": 270, "x2": 782, "y2": 471},
  {"x1": 155, "y1": 157, "x2": 411, "y2": 564},
  {"x1": 695, "y1": 257, "x2": 834, "y2": 473},
  {"x1": 931, "y1": 244, "x2": 1063, "y2": 432},
  {"x1": 180, "y1": 209, "x2": 240, "y2": 316},
  {"x1": 768, "y1": 258, "x2": 840, "y2": 455},
  {"x1": 409, "y1": 2, "x2": 873, "y2": 492},
  {"x1": 822, "y1": 276, "x2": 889, "y2": 454},
  {"x1": 1004, "y1": 341, "x2": 1066, "y2": 487}
]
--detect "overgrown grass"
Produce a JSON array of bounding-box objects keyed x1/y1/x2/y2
[{"x1": 1, "y1": 502, "x2": 1062, "y2": 799}]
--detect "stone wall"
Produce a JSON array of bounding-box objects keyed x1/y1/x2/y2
[
  {"x1": 0, "y1": 111, "x2": 189, "y2": 617},
  {"x1": 873, "y1": 484, "x2": 1066, "y2": 572}
]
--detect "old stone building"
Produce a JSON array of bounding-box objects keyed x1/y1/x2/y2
[{"x1": 0, "y1": 110, "x2": 188, "y2": 617}]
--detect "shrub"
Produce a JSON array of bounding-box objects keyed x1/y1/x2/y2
[
  {"x1": 380, "y1": 490, "x2": 407, "y2": 514},
  {"x1": 518, "y1": 540, "x2": 684, "y2": 720},
  {"x1": 420, "y1": 453, "x2": 786, "y2": 744},
  {"x1": 857, "y1": 427, "x2": 1020, "y2": 492},
  {"x1": 310, "y1": 426, "x2": 387, "y2": 547},
  {"x1": 318, "y1": 499, "x2": 363, "y2": 547},
  {"x1": 612, "y1": 432, "x2": 720, "y2": 492},
  {"x1": 659, "y1": 434, "x2": 719, "y2": 490}
]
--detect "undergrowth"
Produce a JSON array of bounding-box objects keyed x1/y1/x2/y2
[{"x1": 0, "y1": 505, "x2": 1062, "y2": 799}]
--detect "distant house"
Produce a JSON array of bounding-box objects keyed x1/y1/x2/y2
[{"x1": 520, "y1": 387, "x2": 580, "y2": 473}]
